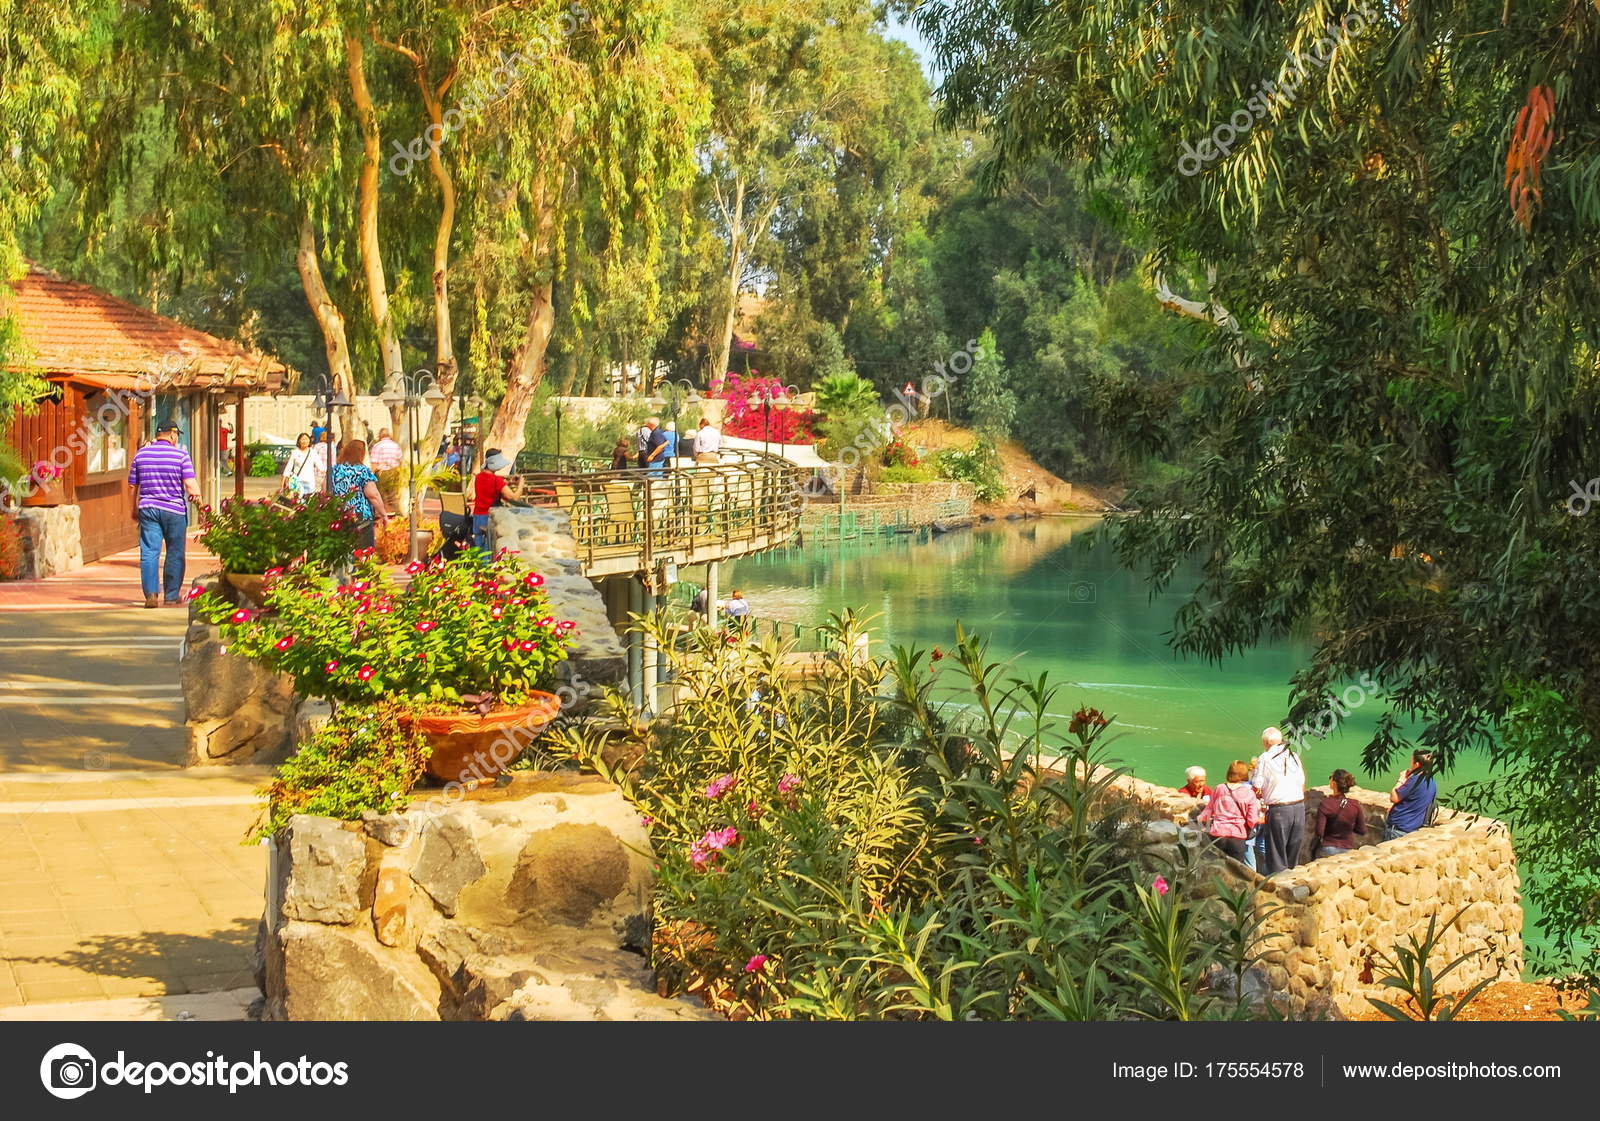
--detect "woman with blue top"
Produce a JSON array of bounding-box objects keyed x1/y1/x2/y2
[{"x1": 329, "y1": 439, "x2": 392, "y2": 552}]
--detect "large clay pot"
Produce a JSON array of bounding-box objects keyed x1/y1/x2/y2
[
  {"x1": 224, "y1": 571, "x2": 268, "y2": 606},
  {"x1": 403, "y1": 694, "x2": 564, "y2": 784},
  {"x1": 20, "y1": 477, "x2": 66, "y2": 508}
]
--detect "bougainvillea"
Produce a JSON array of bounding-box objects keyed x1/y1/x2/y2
[{"x1": 711, "y1": 372, "x2": 817, "y2": 444}]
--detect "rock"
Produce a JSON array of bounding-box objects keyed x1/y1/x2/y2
[
  {"x1": 362, "y1": 810, "x2": 423, "y2": 848},
  {"x1": 506, "y1": 823, "x2": 631, "y2": 925},
  {"x1": 372, "y1": 851, "x2": 414, "y2": 948},
  {"x1": 11, "y1": 505, "x2": 83, "y2": 578},
  {"x1": 266, "y1": 921, "x2": 441, "y2": 1021},
  {"x1": 277, "y1": 815, "x2": 371, "y2": 925},
  {"x1": 409, "y1": 812, "x2": 487, "y2": 915},
  {"x1": 1140, "y1": 821, "x2": 1181, "y2": 847},
  {"x1": 181, "y1": 616, "x2": 299, "y2": 766}
]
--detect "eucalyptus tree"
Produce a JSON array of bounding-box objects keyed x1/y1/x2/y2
[
  {"x1": 0, "y1": 0, "x2": 116, "y2": 410},
  {"x1": 921, "y1": 1, "x2": 1600, "y2": 968}
]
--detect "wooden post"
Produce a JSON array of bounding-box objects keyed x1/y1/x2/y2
[{"x1": 234, "y1": 394, "x2": 246, "y2": 498}]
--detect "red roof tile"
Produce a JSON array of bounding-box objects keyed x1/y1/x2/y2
[{"x1": 3, "y1": 265, "x2": 287, "y2": 393}]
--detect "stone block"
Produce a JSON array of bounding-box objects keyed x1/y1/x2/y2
[
  {"x1": 506, "y1": 823, "x2": 631, "y2": 925},
  {"x1": 181, "y1": 617, "x2": 299, "y2": 766},
  {"x1": 267, "y1": 921, "x2": 441, "y2": 1021},
  {"x1": 277, "y1": 815, "x2": 371, "y2": 925},
  {"x1": 410, "y1": 812, "x2": 487, "y2": 916}
]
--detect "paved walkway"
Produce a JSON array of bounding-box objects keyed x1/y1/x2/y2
[{"x1": 0, "y1": 609, "x2": 266, "y2": 1013}]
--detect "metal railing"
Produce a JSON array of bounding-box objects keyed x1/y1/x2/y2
[
  {"x1": 514, "y1": 449, "x2": 804, "y2": 574},
  {"x1": 514, "y1": 450, "x2": 612, "y2": 475}
]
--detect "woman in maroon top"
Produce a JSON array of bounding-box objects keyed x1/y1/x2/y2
[{"x1": 1316, "y1": 769, "x2": 1367, "y2": 857}]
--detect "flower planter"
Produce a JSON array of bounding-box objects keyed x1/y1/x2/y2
[
  {"x1": 403, "y1": 693, "x2": 564, "y2": 784},
  {"x1": 20, "y1": 477, "x2": 66, "y2": 508},
  {"x1": 224, "y1": 572, "x2": 269, "y2": 606}
]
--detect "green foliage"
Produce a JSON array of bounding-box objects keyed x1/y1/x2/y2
[
  {"x1": 254, "y1": 701, "x2": 430, "y2": 840},
  {"x1": 1367, "y1": 911, "x2": 1498, "y2": 1022},
  {"x1": 935, "y1": 439, "x2": 1005, "y2": 503},
  {"x1": 197, "y1": 493, "x2": 356, "y2": 573},
  {"x1": 813, "y1": 372, "x2": 879, "y2": 417},
  {"x1": 195, "y1": 552, "x2": 572, "y2": 707},
  {"x1": 963, "y1": 327, "x2": 1014, "y2": 439},
  {"x1": 923, "y1": 0, "x2": 1600, "y2": 969},
  {"x1": 546, "y1": 614, "x2": 1270, "y2": 1020},
  {"x1": 880, "y1": 464, "x2": 936, "y2": 484},
  {"x1": 247, "y1": 451, "x2": 277, "y2": 477}
]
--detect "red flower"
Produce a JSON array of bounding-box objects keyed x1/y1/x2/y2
[
  {"x1": 230, "y1": 609, "x2": 251, "y2": 624},
  {"x1": 930, "y1": 646, "x2": 944, "y2": 662},
  {"x1": 537, "y1": 616, "x2": 555, "y2": 628},
  {"x1": 324, "y1": 660, "x2": 340, "y2": 674},
  {"x1": 523, "y1": 572, "x2": 545, "y2": 587},
  {"x1": 745, "y1": 954, "x2": 769, "y2": 973},
  {"x1": 274, "y1": 635, "x2": 295, "y2": 652},
  {"x1": 357, "y1": 665, "x2": 375, "y2": 681},
  {"x1": 185, "y1": 585, "x2": 206, "y2": 601},
  {"x1": 491, "y1": 605, "x2": 504, "y2": 619},
  {"x1": 264, "y1": 566, "x2": 285, "y2": 578},
  {"x1": 556, "y1": 620, "x2": 576, "y2": 632},
  {"x1": 404, "y1": 561, "x2": 424, "y2": 574},
  {"x1": 415, "y1": 620, "x2": 436, "y2": 633},
  {"x1": 518, "y1": 640, "x2": 536, "y2": 652}
]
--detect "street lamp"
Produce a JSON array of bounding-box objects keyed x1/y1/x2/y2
[
  {"x1": 310, "y1": 377, "x2": 352, "y2": 494},
  {"x1": 380, "y1": 369, "x2": 447, "y2": 562},
  {"x1": 746, "y1": 386, "x2": 774, "y2": 460}
]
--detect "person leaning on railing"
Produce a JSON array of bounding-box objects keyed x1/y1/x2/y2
[{"x1": 471, "y1": 449, "x2": 527, "y2": 552}]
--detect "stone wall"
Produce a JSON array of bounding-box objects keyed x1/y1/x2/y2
[
  {"x1": 1116, "y1": 774, "x2": 1523, "y2": 1017},
  {"x1": 10, "y1": 504, "x2": 84, "y2": 578},
  {"x1": 802, "y1": 480, "x2": 976, "y2": 529},
  {"x1": 490, "y1": 506, "x2": 626, "y2": 701},
  {"x1": 257, "y1": 773, "x2": 712, "y2": 1021},
  {"x1": 180, "y1": 609, "x2": 299, "y2": 767}
]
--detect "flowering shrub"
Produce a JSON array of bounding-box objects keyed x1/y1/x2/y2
[
  {"x1": 712, "y1": 372, "x2": 817, "y2": 444},
  {"x1": 29, "y1": 461, "x2": 61, "y2": 483},
  {"x1": 195, "y1": 550, "x2": 574, "y2": 707},
  {"x1": 374, "y1": 515, "x2": 442, "y2": 564},
  {"x1": 547, "y1": 616, "x2": 1270, "y2": 1021},
  {"x1": 253, "y1": 700, "x2": 431, "y2": 839},
  {"x1": 198, "y1": 493, "x2": 356, "y2": 572},
  {"x1": 882, "y1": 439, "x2": 921, "y2": 469}
]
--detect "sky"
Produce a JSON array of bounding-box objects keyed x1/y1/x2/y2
[{"x1": 884, "y1": 10, "x2": 938, "y2": 78}]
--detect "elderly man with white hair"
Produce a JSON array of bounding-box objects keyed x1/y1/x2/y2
[
  {"x1": 1176, "y1": 765, "x2": 1211, "y2": 800},
  {"x1": 1250, "y1": 727, "x2": 1306, "y2": 876}
]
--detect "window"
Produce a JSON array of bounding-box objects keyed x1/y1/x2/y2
[{"x1": 84, "y1": 395, "x2": 130, "y2": 475}]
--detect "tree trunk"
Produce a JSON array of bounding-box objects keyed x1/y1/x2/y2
[
  {"x1": 483, "y1": 280, "x2": 555, "y2": 460},
  {"x1": 710, "y1": 178, "x2": 746, "y2": 384},
  {"x1": 295, "y1": 213, "x2": 359, "y2": 438},
  {"x1": 346, "y1": 34, "x2": 407, "y2": 433}
]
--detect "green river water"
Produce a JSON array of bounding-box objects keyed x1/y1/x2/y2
[{"x1": 724, "y1": 515, "x2": 1546, "y2": 955}]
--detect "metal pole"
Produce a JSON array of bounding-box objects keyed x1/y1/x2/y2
[
  {"x1": 641, "y1": 583, "x2": 659, "y2": 717},
  {"x1": 627, "y1": 576, "x2": 643, "y2": 710},
  {"x1": 407, "y1": 384, "x2": 421, "y2": 563},
  {"x1": 705, "y1": 560, "x2": 719, "y2": 631}
]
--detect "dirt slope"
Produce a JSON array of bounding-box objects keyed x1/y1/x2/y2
[{"x1": 901, "y1": 419, "x2": 1118, "y2": 514}]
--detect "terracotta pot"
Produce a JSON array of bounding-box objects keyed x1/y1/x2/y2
[
  {"x1": 20, "y1": 477, "x2": 65, "y2": 508},
  {"x1": 403, "y1": 694, "x2": 564, "y2": 784},
  {"x1": 224, "y1": 571, "x2": 268, "y2": 605}
]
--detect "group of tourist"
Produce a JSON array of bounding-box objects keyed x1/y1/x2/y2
[
  {"x1": 613, "y1": 417, "x2": 723, "y2": 472},
  {"x1": 1179, "y1": 729, "x2": 1440, "y2": 876}
]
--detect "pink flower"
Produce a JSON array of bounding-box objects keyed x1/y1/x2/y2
[
  {"x1": 704, "y1": 774, "x2": 737, "y2": 800},
  {"x1": 274, "y1": 635, "x2": 295, "y2": 651},
  {"x1": 640, "y1": 815, "x2": 654, "y2": 827},
  {"x1": 415, "y1": 620, "x2": 436, "y2": 632},
  {"x1": 357, "y1": 665, "x2": 375, "y2": 681},
  {"x1": 688, "y1": 825, "x2": 740, "y2": 870},
  {"x1": 1153, "y1": 875, "x2": 1169, "y2": 897},
  {"x1": 229, "y1": 608, "x2": 251, "y2": 624},
  {"x1": 707, "y1": 826, "x2": 739, "y2": 850},
  {"x1": 745, "y1": 954, "x2": 768, "y2": 973},
  {"x1": 323, "y1": 660, "x2": 340, "y2": 674},
  {"x1": 777, "y1": 774, "x2": 800, "y2": 795}
]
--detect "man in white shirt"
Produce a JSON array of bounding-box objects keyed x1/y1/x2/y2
[
  {"x1": 370, "y1": 429, "x2": 402, "y2": 472},
  {"x1": 693, "y1": 417, "x2": 722, "y2": 463},
  {"x1": 1251, "y1": 727, "x2": 1306, "y2": 875}
]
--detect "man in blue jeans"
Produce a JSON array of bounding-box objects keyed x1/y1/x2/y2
[{"x1": 128, "y1": 422, "x2": 201, "y2": 607}]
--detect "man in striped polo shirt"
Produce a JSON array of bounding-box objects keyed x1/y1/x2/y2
[{"x1": 128, "y1": 421, "x2": 202, "y2": 607}]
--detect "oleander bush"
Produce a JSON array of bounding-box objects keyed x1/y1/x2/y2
[{"x1": 545, "y1": 612, "x2": 1270, "y2": 1021}]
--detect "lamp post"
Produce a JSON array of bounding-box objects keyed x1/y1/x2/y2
[
  {"x1": 311, "y1": 377, "x2": 353, "y2": 494},
  {"x1": 380, "y1": 369, "x2": 447, "y2": 562},
  {"x1": 746, "y1": 385, "x2": 774, "y2": 460}
]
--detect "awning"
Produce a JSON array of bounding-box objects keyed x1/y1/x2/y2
[{"x1": 52, "y1": 371, "x2": 147, "y2": 392}]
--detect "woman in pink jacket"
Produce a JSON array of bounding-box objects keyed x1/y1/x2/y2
[{"x1": 1198, "y1": 760, "x2": 1261, "y2": 863}]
